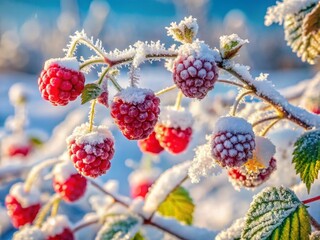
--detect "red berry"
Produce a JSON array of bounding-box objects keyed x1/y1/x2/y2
[
  {"x1": 110, "y1": 87, "x2": 160, "y2": 140},
  {"x1": 42, "y1": 215, "x2": 74, "y2": 240},
  {"x1": 131, "y1": 181, "x2": 153, "y2": 199},
  {"x1": 173, "y1": 42, "x2": 218, "y2": 99},
  {"x1": 228, "y1": 158, "x2": 277, "y2": 189},
  {"x1": 67, "y1": 124, "x2": 115, "y2": 178},
  {"x1": 137, "y1": 131, "x2": 164, "y2": 154},
  {"x1": 97, "y1": 91, "x2": 109, "y2": 107},
  {"x1": 53, "y1": 173, "x2": 87, "y2": 202},
  {"x1": 211, "y1": 117, "x2": 255, "y2": 168},
  {"x1": 155, "y1": 107, "x2": 193, "y2": 154},
  {"x1": 7, "y1": 144, "x2": 32, "y2": 157},
  {"x1": 5, "y1": 183, "x2": 41, "y2": 228},
  {"x1": 38, "y1": 58, "x2": 85, "y2": 106}
]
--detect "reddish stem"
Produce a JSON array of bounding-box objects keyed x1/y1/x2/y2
[{"x1": 302, "y1": 195, "x2": 320, "y2": 204}]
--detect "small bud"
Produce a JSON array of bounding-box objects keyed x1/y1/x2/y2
[
  {"x1": 219, "y1": 34, "x2": 249, "y2": 59},
  {"x1": 167, "y1": 16, "x2": 199, "y2": 43}
]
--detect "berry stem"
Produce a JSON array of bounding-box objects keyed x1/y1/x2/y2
[
  {"x1": 261, "y1": 118, "x2": 282, "y2": 136},
  {"x1": 35, "y1": 194, "x2": 60, "y2": 227},
  {"x1": 109, "y1": 75, "x2": 123, "y2": 92},
  {"x1": 302, "y1": 195, "x2": 320, "y2": 204},
  {"x1": 24, "y1": 158, "x2": 61, "y2": 193},
  {"x1": 252, "y1": 115, "x2": 281, "y2": 128},
  {"x1": 174, "y1": 91, "x2": 183, "y2": 110},
  {"x1": 155, "y1": 85, "x2": 177, "y2": 96},
  {"x1": 66, "y1": 36, "x2": 106, "y2": 59},
  {"x1": 231, "y1": 90, "x2": 254, "y2": 116},
  {"x1": 80, "y1": 57, "x2": 106, "y2": 71},
  {"x1": 217, "y1": 79, "x2": 249, "y2": 89},
  {"x1": 88, "y1": 100, "x2": 97, "y2": 132},
  {"x1": 50, "y1": 197, "x2": 61, "y2": 217}
]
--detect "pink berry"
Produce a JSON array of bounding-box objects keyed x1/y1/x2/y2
[
  {"x1": 42, "y1": 215, "x2": 74, "y2": 240},
  {"x1": 38, "y1": 58, "x2": 85, "y2": 106},
  {"x1": 97, "y1": 91, "x2": 109, "y2": 107},
  {"x1": 131, "y1": 181, "x2": 153, "y2": 199},
  {"x1": 47, "y1": 228, "x2": 74, "y2": 240},
  {"x1": 67, "y1": 124, "x2": 115, "y2": 178},
  {"x1": 53, "y1": 173, "x2": 87, "y2": 202},
  {"x1": 228, "y1": 158, "x2": 277, "y2": 188},
  {"x1": 110, "y1": 87, "x2": 160, "y2": 140},
  {"x1": 5, "y1": 183, "x2": 41, "y2": 228},
  {"x1": 211, "y1": 117, "x2": 255, "y2": 168},
  {"x1": 7, "y1": 144, "x2": 32, "y2": 157},
  {"x1": 155, "y1": 125, "x2": 192, "y2": 154},
  {"x1": 173, "y1": 50, "x2": 218, "y2": 99},
  {"x1": 137, "y1": 131, "x2": 164, "y2": 154}
]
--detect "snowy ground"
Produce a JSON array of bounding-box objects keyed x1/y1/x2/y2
[{"x1": 0, "y1": 66, "x2": 319, "y2": 239}]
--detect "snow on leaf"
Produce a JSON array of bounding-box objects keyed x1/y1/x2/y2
[
  {"x1": 95, "y1": 214, "x2": 142, "y2": 240},
  {"x1": 216, "y1": 217, "x2": 245, "y2": 240},
  {"x1": 241, "y1": 186, "x2": 311, "y2": 240},
  {"x1": 303, "y1": 2, "x2": 320, "y2": 36},
  {"x1": 166, "y1": 16, "x2": 199, "y2": 43},
  {"x1": 81, "y1": 83, "x2": 101, "y2": 104},
  {"x1": 143, "y1": 161, "x2": 191, "y2": 218},
  {"x1": 220, "y1": 34, "x2": 249, "y2": 59},
  {"x1": 292, "y1": 129, "x2": 320, "y2": 193},
  {"x1": 157, "y1": 186, "x2": 194, "y2": 225}
]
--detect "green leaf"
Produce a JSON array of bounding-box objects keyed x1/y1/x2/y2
[
  {"x1": 29, "y1": 136, "x2": 44, "y2": 147},
  {"x1": 241, "y1": 186, "x2": 311, "y2": 240},
  {"x1": 292, "y1": 129, "x2": 320, "y2": 193},
  {"x1": 132, "y1": 232, "x2": 145, "y2": 240},
  {"x1": 157, "y1": 186, "x2": 194, "y2": 225},
  {"x1": 95, "y1": 215, "x2": 141, "y2": 240},
  {"x1": 81, "y1": 83, "x2": 101, "y2": 104}
]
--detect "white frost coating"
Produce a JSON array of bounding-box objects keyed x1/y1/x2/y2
[
  {"x1": 213, "y1": 116, "x2": 254, "y2": 135},
  {"x1": 152, "y1": 214, "x2": 216, "y2": 240},
  {"x1": 42, "y1": 215, "x2": 71, "y2": 237},
  {"x1": 13, "y1": 226, "x2": 45, "y2": 240},
  {"x1": 114, "y1": 87, "x2": 153, "y2": 104},
  {"x1": 67, "y1": 123, "x2": 114, "y2": 146},
  {"x1": 216, "y1": 217, "x2": 246, "y2": 240},
  {"x1": 166, "y1": 16, "x2": 199, "y2": 42},
  {"x1": 310, "y1": 231, "x2": 320, "y2": 239},
  {"x1": 158, "y1": 106, "x2": 194, "y2": 130},
  {"x1": 143, "y1": 161, "x2": 191, "y2": 217},
  {"x1": 9, "y1": 83, "x2": 29, "y2": 105},
  {"x1": 177, "y1": 39, "x2": 220, "y2": 62},
  {"x1": 219, "y1": 34, "x2": 249, "y2": 56},
  {"x1": 52, "y1": 161, "x2": 78, "y2": 183},
  {"x1": 95, "y1": 214, "x2": 142, "y2": 240},
  {"x1": 254, "y1": 137, "x2": 276, "y2": 166},
  {"x1": 265, "y1": 0, "x2": 318, "y2": 26},
  {"x1": 10, "y1": 182, "x2": 40, "y2": 208},
  {"x1": 44, "y1": 57, "x2": 80, "y2": 71},
  {"x1": 128, "y1": 168, "x2": 161, "y2": 187},
  {"x1": 188, "y1": 142, "x2": 222, "y2": 183}
]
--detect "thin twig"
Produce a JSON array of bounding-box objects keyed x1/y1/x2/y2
[
  {"x1": 155, "y1": 85, "x2": 177, "y2": 96},
  {"x1": 231, "y1": 90, "x2": 254, "y2": 116},
  {"x1": 302, "y1": 195, "x2": 320, "y2": 204},
  {"x1": 174, "y1": 91, "x2": 183, "y2": 110},
  {"x1": 252, "y1": 115, "x2": 281, "y2": 128},
  {"x1": 261, "y1": 118, "x2": 282, "y2": 136},
  {"x1": 309, "y1": 214, "x2": 320, "y2": 231},
  {"x1": 217, "y1": 79, "x2": 249, "y2": 89}
]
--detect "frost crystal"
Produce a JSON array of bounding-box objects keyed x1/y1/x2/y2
[
  {"x1": 113, "y1": 87, "x2": 153, "y2": 104},
  {"x1": 166, "y1": 16, "x2": 199, "y2": 43},
  {"x1": 44, "y1": 57, "x2": 80, "y2": 71},
  {"x1": 188, "y1": 142, "x2": 222, "y2": 183},
  {"x1": 158, "y1": 106, "x2": 194, "y2": 130},
  {"x1": 265, "y1": 0, "x2": 318, "y2": 26},
  {"x1": 216, "y1": 217, "x2": 245, "y2": 240},
  {"x1": 10, "y1": 182, "x2": 40, "y2": 208}
]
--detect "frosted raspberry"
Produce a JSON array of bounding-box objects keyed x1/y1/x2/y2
[
  {"x1": 97, "y1": 91, "x2": 109, "y2": 107},
  {"x1": 53, "y1": 161, "x2": 87, "y2": 202},
  {"x1": 137, "y1": 131, "x2": 164, "y2": 154},
  {"x1": 5, "y1": 183, "x2": 41, "y2": 228},
  {"x1": 211, "y1": 116, "x2": 255, "y2": 168},
  {"x1": 2, "y1": 135, "x2": 33, "y2": 158},
  {"x1": 110, "y1": 87, "x2": 160, "y2": 140},
  {"x1": 131, "y1": 181, "x2": 153, "y2": 199},
  {"x1": 7, "y1": 144, "x2": 32, "y2": 157},
  {"x1": 67, "y1": 124, "x2": 115, "y2": 178},
  {"x1": 155, "y1": 107, "x2": 193, "y2": 154},
  {"x1": 228, "y1": 158, "x2": 277, "y2": 189},
  {"x1": 42, "y1": 215, "x2": 74, "y2": 240},
  {"x1": 173, "y1": 41, "x2": 218, "y2": 99},
  {"x1": 38, "y1": 57, "x2": 85, "y2": 106}
]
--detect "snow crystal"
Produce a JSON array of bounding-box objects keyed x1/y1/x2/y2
[
  {"x1": 128, "y1": 168, "x2": 161, "y2": 187},
  {"x1": 254, "y1": 136, "x2": 276, "y2": 166},
  {"x1": 143, "y1": 161, "x2": 191, "y2": 217},
  {"x1": 67, "y1": 123, "x2": 114, "y2": 145},
  {"x1": 42, "y1": 215, "x2": 71, "y2": 237},
  {"x1": 166, "y1": 16, "x2": 199, "y2": 42},
  {"x1": 13, "y1": 226, "x2": 45, "y2": 240},
  {"x1": 220, "y1": 34, "x2": 249, "y2": 58},
  {"x1": 158, "y1": 106, "x2": 194, "y2": 130},
  {"x1": 215, "y1": 217, "x2": 245, "y2": 240},
  {"x1": 52, "y1": 161, "x2": 78, "y2": 183},
  {"x1": 177, "y1": 39, "x2": 220, "y2": 62},
  {"x1": 114, "y1": 87, "x2": 153, "y2": 104},
  {"x1": 213, "y1": 116, "x2": 254, "y2": 135},
  {"x1": 9, "y1": 83, "x2": 29, "y2": 105},
  {"x1": 188, "y1": 142, "x2": 222, "y2": 183},
  {"x1": 10, "y1": 182, "x2": 40, "y2": 208},
  {"x1": 44, "y1": 57, "x2": 80, "y2": 71}
]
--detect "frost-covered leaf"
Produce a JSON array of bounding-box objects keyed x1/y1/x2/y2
[
  {"x1": 241, "y1": 186, "x2": 311, "y2": 240},
  {"x1": 95, "y1": 214, "x2": 142, "y2": 240},
  {"x1": 292, "y1": 129, "x2": 320, "y2": 193},
  {"x1": 166, "y1": 16, "x2": 198, "y2": 43},
  {"x1": 81, "y1": 83, "x2": 101, "y2": 104},
  {"x1": 303, "y1": 2, "x2": 320, "y2": 36},
  {"x1": 220, "y1": 34, "x2": 249, "y2": 59},
  {"x1": 132, "y1": 232, "x2": 145, "y2": 240},
  {"x1": 216, "y1": 217, "x2": 245, "y2": 240},
  {"x1": 157, "y1": 186, "x2": 194, "y2": 225}
]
